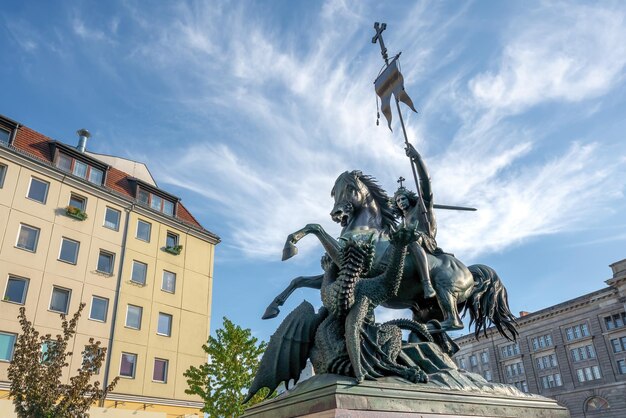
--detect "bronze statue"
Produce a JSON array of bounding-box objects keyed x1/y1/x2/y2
[
  {"x1": 392, "y1": 143, "x2": 438, "y2": 299},
  {"x1": 247, "y1": 169, "x2": 517, "y2": 402},
  {"x1": 243, "y1": 22, "x2": 519, "y2": 404}
]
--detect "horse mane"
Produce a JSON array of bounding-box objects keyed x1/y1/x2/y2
[{"x1": 350, "y1": 170, "x2": 397, "y2": 233}]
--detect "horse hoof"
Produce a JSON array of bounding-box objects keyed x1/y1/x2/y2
[
  {"x1": 262, "y1": 305, "x2": 280, "y2": 320},
  {"x1": 282, "y1": 243, "x2": 298, "y2": 261}
]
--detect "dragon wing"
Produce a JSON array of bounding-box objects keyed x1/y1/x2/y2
[{"x1": 243, "y1": 300, "x2": 323, "y2": 404}]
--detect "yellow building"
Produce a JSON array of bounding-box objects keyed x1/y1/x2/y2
[{"x1": 0, "y1": 115, "x2": 219, "y2": 417}]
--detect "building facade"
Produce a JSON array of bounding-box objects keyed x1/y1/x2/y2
[
  {"x1": 453, "y1": 258, "x2": 626, "y2": 418},
  {"x1": 0, "y1": 115, "x2": 219, "y2": 417}
]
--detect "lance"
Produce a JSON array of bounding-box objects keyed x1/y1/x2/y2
[{"x1": 372, "y1": 22, "x2": 476, "y2": 213}]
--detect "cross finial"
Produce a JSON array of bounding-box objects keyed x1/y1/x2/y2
[
  {"x1": 372, "y1": 22, "x2": 389, "y2": 65},
  {"x1": 397, "y1": 176, "x2": 405, "y2": 188}
]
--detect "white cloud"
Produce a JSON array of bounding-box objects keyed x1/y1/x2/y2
[
  {"x1": 469, "y1": 3, "x2": 626, "y2": 112},
  {"x1": 122, "y1": 1, "x2": 626, "y2": 263}
]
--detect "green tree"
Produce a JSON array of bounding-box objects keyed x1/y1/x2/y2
[
  {"x1": 8, "y1": 304, "x2": 118, "y2": 418},
  {"x1": 184, "y1": 317, "x2": 273, "y2": 417}
]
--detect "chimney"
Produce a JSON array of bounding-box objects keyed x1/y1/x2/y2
[
  {"x1": 519, "y1": 311, "x2": 530, "y2": 317},
  {"x1": 76, "y1": 129, "x2": 91, "y2": 153}
]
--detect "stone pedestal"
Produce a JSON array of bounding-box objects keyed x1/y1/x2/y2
[{"x1": 242, "y1": 373, "x2": 570, "y2": 418}]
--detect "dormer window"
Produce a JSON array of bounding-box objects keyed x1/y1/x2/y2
[
  {"x1": 0, "y1": 127, "x2": 10, "y2": 144},
  {"x1": 137, "y1": 188, "x2": 175, "y2": 216},
  {"x1": 0, "y1": 116, "x2": 18, "y2": 146},
  {"x1": 55, "y1": 152, "x2": 104, "y2": 185}
]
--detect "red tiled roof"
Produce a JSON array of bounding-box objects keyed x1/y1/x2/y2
[
  {"x1": 11, "y1": 125, "x2": 206, "y2": 231},
  {"x1": 13, "y1": 126, "x2": 54, "y2": 162}
]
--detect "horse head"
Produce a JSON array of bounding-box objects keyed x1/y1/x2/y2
[
  {"x1": 330, "y1": 171, "x2": 366, "y2": 228},
  {"x1": 330, "y1": 171, "x2": 397, "y2": 234}
]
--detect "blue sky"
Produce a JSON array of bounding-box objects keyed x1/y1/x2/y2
[{"x1": 2, "y1": 1, "x2": 626, "y2": 342}]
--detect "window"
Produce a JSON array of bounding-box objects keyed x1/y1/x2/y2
[
  {"x1": 55, "y1": 153, "x2": 105, "y2": 186},
  {"x1": 500, "y1": 343, "x2": 520, "y2": 358},
  {"x1": 166, "y1": 232, "x2": 178, "y2": 248},
  {"x1": 104, "y1": 207, "x2": 121, "y2": 230},
  {"x1": 82, "y1": 347, "x2": 102, "y2": 374},
  {"x1": 27, "y1": 177, "x2": 49, "y2": 203},
  {"x1": 157, "y1": 313, "x2": 172, "y2": 336},
  {"x1": 481, "y1": 352, "x2": 489, "y2": 364},
  {"x1": 162, "y1": 271, "x2": 176, "y2": 293},
  {"x1": 49, "y1": 287, "x2": 71, "y2": 313},
  {"x1": 88, "y1": 167, "x2": 103, "y2": 184},
  {"x1": 536, "y1": 353, "x2": 558, "y2": 370},
  {"x1": 618, "y1": 359, "x2": 626, "y2": 374},
  {"x1": 469, "y1": 355, "x2": 477, "y2": 367},
  {"x1": 130, "y1": 260, "x2": 147, "y2": 285},
  {"x1": 540, "y1": 373, "x2": 562, "y2": 389},
  {"x1": 513, "y1": 380, "x2": 528, "y2": 392},
  {"x1": 0, "y1": 332, "x2": 17, "y2": 361},
  {"x1": 59, "y1": 238, "x2": 80, "y2": 264},
  {"x1": 585, "y1": 397, "x2": 610, "y2": 412},
  {"x1": 125, "y1": 305, "x2": 142, "y2": 329},
  {"x1": 97, "y1": 250, "x2": 115, "y2": 274},
  {"x1": 89, "y1": 296, "x2": 109, "y2": 322},
  {"x1": 4, "y1": 276, "x2": 29, "y2": 304},
  {"x1": 136, "y1": 220, "x2": 151, "y2": 242},
  {"x1": 565, "y1": 324, "x2": 590, "y2": 341},
  {"x1": 0, "y1": 127, "x2": 10, "y2": 144},
  {"x1": 531, "y1": 334, "x2": 553, "y2": 351},
  {"x1": 610, "y1": 337, "x2": 626, "y2": 353},
  {"x1": 506, "y1": 361, "x2": 525, "y2": 378},
  {"x1": 153, "y1": 358, "x2": 168, "y2": 382},
  {"x1": 57, "y1": 154, "x2": 72, "y2": 171},
  {"x1": 163, "y1": 200, "x2": 174, "y2": 216},
  {"x1": 73, "y1": 160, "x2": 88, "y2": 178},
  {"x1": 458, "y1": 358, "x2": 466, "y2": 369},
  {"x1": 0, "y1": 164, "x2": 7, "y2": 188},
  {"x1": 137, "y1": 188, "x2": 175, "y2": 216},
  {"x1": 120, "y1": 352, "x2": 137, "y2": 378},
  {"x1": 68, "y1": 194, "x2": 86, "y2": 211},
  {"x1": 605, "y1": 312, "x2": 626, "y2": 330},
  {"x1": 16, "y1": 224, "x2": 40, "y2": 252},
  {"x1": 483, "y1": 370, "x2": 492, "y2": 381},
  {"x1": 40, "y1": 341, "x2": 56, "y2": 364},
  {"x1": 576, "y1": 366, "x2": 602, "y2": 382},
  {"x1": 571, "y1": 344, "x2": 596, "y2": 362}
]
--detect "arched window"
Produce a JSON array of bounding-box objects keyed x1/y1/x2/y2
[{"x1": 585, "y1": 396, "x2": 610, "y2": 412}]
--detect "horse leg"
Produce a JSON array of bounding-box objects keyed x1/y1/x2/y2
[
  {"x1": 433, "y1": 284, "x2": 463, "y2": 331},
  {"x1": 262, "y1": 274, "x2": 324, "y2": 319},
  {"x1": 283, "y1": 224, "x2": 342, "y2": 264}
]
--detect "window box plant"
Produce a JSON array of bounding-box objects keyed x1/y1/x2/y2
[
  {"x1": 65, "y1": 205, "x2": 88, "y2": 221},
  {"x1": 163, "y1": 245, "x2": 183, "y2": 255}
]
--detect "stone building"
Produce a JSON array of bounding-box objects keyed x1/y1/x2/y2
[
  {"x1": 453, "y1": 258, "x2": 626, "y2": 417},
  {"x1": 0, "y1": 114, "x2": 219, "y2": 417}
]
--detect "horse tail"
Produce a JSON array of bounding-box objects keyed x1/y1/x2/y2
[{"x1": 464, "y1": 264, "x2": 518, "y2": 341}]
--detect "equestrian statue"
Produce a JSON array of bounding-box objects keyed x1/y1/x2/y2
[{"x1": 243, "y1": 22, "x2": 518, "y2": 403}]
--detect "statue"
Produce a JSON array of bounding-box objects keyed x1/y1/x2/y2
[
  {"x1": 246, "y1": 166, "x2": 518, "y2": 402},
  {"x1": 244, "y1": 21, "x2": 518, "y2": 407},
  {"x1": 392, "y1": 143, "x2": 439, "y2": 299}
]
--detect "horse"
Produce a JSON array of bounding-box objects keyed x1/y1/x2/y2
[{"x1": 263, "y1": 170, "x2": 517, "y2": 340}]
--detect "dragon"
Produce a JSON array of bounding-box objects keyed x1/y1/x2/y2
[{"x1": 244, "y1": 228, "x2": 430, "y2": 402}]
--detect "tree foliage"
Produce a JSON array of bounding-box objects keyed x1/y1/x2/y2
[
  {"x1": 184, "y1": 317, "x2": 273, "y2": 417},
  {"x1": 8, "y1": 304, "x2": 118, "y2": 418}
]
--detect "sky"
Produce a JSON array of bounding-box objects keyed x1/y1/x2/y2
[{"x1": 2, "y1": 0, "x2": 626, "y2": 343}]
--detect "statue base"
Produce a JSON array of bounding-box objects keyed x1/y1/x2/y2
[{"x1": 242, "y1": 373, "x2": 570, "y2": 418}]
